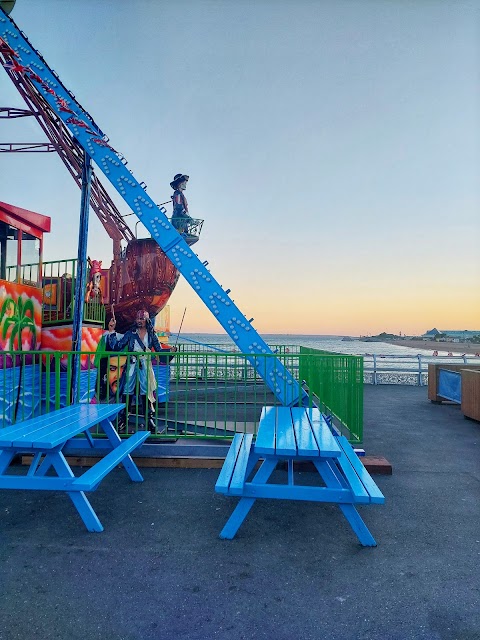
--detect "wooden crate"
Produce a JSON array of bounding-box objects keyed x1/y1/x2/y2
[
  {"x1": 428, "y1": 363, "x2": 480, "y2": 402},
  {"x1": 461, "y1": 369, "x2": 480, "y2": 422}
]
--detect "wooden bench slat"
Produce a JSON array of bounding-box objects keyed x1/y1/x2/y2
[
  {"x1": 215, "y1": 433, "x2": 245, "y2": 494},
  {"x1": 0, "y1": 475, "x2": 81, "y2": 491},
  {"x1": 335, "y1": 449, "x2": 370, "y2": 504},
  {"x1": 229, "y1": 434, "x2": 254, "y2": 495},
  {"x1": 0, "y1": 403, "x2": 123, "y2": 440},
  {"x1": 0, "y1": 404, "x2": 125, "y2": 450},
  {"x1": 215, "y1": 433, "x2": 253, "y2": 495},
  {"x1": 275, "y1": 407, "x2": 297, "y2": 456},
  {"x1": 337, "y1": 436, "x2": 385, "y2": 504},
  {"x1": 71, "y1": 431, "x2": 149, "y2": 491},
  {"x1": 306, "y1": 408, "x2": 341, "y2": 458},
  {"x1": 0, "y1": 405, "x2": 84, "y2": 445},
  {"x1": 254, "y1": 407, "x2": 276, "y2": 455},
  {"x1": 291, "y1": 407, "x2": 319, "y2": 456}
]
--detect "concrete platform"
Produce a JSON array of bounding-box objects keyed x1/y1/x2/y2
[{"x1": 1, "y1": 385, "x2": 479, "y2": 640}]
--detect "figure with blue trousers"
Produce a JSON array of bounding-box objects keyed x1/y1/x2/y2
[
  {"x1": 170, "y1": 173, "x2": 193, "y2": 234},
  {"x1": 107, "y1": 309, "x2": 177, "y2": 432}
]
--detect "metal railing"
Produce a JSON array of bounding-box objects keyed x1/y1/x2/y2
[
  {"x1": 168, "y1": 216, "x2": 203, "y2": 239},
  {"x1": 0, "y1": 347, "x2": 362, "y2": 443},
  {"x1": 7, "y1": 343, "x2": 474, "y2": 443},
  {"x1": 7, "y1": 258, "x2": 105, "y2": 325},
  {"x1": 133, "y1": 217, "x2": 203, "y2": 240},
  {"x1": 363, "y1": 353, "x2": 480, "y2": 386},
  {"x1": 177, "y1": 342, "x2": 480, "y2": 387},
  {"x1": 299, "y1": 347, "x2": 363, "y2": 443}
]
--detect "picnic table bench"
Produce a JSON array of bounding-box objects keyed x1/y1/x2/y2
[
  {"x1": 216, "y1": 406, "x2": 384, "y2": 546},
  {"x1": 0, "y1": 403, "x2": 149, "y2": 532}
]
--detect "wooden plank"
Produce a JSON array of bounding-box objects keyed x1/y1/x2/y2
[
  {"x1": 71, "y1": 431, "x2": 149, "y2": 491},
  {"x1": 254, "y1": 406, "x2": 276, "y2": 455},
  {"x1": 229, "y1": 434, "x2": 254, "y2": 495},
  {"x1": 274, "y1": 407, "x2": 297, "y2": 456},
  {"x1": 30, "y1": 404, "x2": 125, "y2": 448},
  {"x1": 215, "y1": 433, "x2": 245, "y2": 494},
  {"x1": 23, "y1": 455, "x2": 237, "y2": 470},
  {"x1": 21, "y1": 454, "x2": 392, "y2": 474},
  {"x1": 428, "y1": 363, "x2": 480, "y2": 402},
  {"x1": 335, "y1": 450, "x2": 370, "y2": 504},
  {"x1": 0, "y1": 404, "x2": 125, "y2": 449},
  {"x1": 337, "y1": 436, "x2": 385, "y2": 504},
  {"x1": 361, "y1": 456, "x2": 392, "y2": 475},
  {"x1": 291, "y1": 407, "x2": 319, "y2": 457},
  {"x1": 0, "y1": 475, "x2": 77, "y2": 491},
  {"x1": 306, "y1": 408, "x2": 341, "y2": 458},
  {"x1": 0, "y1": 404, "x2": 84, "y2": 446},
  {"x1": 461, "y1": 369, "x2": 480, "y2": 421},
  {"x1": 242, "y1": 483, "x2": 351, "y2": 503}
]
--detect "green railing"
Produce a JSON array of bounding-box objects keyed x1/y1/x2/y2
[
  {"x1": 0, "y1": 347, "x2": 363, "y2": 443},
  {"x1": 168, "y1": 216, "x2": 203, "y2": 239},
  {"x1": 299, "y1": 347, "x2": 363, "y2": 443},
  {"x1": 7, "y1": 258, "x2": 105, "y2": 326}
]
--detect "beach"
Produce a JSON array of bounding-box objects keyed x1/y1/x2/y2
[{"x1": 382, "y1": 339, "x2": 480, "y2": 355}]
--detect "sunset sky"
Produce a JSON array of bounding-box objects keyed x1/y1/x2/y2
[{"x1": 1, "y1": 0, "x2": 479, "y2": 336}]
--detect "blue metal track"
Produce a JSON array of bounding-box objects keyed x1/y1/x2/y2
[{"x1": 0, "y1": 9, "x2": 305, "y2": 407}]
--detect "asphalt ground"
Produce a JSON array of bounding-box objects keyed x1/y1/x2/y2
[{"x1": 0, "y1": 385, "x2": 479, "y2": 640}]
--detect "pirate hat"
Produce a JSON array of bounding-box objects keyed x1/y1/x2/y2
[{"x1": 170, "y1": 173, "x2": 189, "y2": 189}]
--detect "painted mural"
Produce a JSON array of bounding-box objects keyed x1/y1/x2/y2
[
  {"x1": 0, "y1": 195, "x2": 178, "y2": 427},
  {"x1": 41, "y1": 324, "x2": 104, "y2": 369},
  {"x1": 0, "y1": 281, "x2": 42, "y2": 366}
]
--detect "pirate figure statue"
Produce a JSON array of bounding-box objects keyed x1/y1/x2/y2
[
  {"x1": 170, "y1": 173, "x2": 193, "y2": 234},
  {"x1": 85, "y1": 257, "x2": 103, "y2": 303},
  {"x1": 107, "y1": 309, "x2": 177, "y2": 433}
]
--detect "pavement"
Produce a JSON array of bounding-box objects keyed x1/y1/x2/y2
[{"x1": 0, "y1": 385, "x2": 479, "y2": 640}]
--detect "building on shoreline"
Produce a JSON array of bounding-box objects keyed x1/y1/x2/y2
[{"x1": 421, "y1": 328, "x2": 480, "y2": 342}]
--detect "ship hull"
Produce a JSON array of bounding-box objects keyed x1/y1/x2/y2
[{"x1": 108, "y1": 238, "x2": 179, "y2": 333}]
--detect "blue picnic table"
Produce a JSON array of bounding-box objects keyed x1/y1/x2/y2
[
  {"x1": 216, "y1": 406, "x2": 385, "y2": 546},
  {"x1": 0, "y1": 403, "x2": 149, "y2": 532}
]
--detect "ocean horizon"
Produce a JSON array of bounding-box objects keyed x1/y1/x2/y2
[{"x1": 176, "y1": 333, "x2": 446, "y2": 357}]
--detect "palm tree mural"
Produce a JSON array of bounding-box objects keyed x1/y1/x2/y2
[
  {"x1": 1, "y1": 296, "x2": 37, "y2": 352},
  {"x1": 1, "y1": 295, "x2": 37, "y2": 421}
]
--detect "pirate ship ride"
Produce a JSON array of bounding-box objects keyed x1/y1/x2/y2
[
  {"x1": 0, "y1": 8, "x2": 203, "y2": 345},
  {"x1": 0, "y1": 1, "x2": 306, "y2": 427}
]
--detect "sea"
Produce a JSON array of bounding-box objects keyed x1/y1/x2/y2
[{"x1": 177, "y1": 333, "x2": 439, "y2": 357}]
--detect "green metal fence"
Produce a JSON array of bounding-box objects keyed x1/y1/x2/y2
[
  {"x1": 7, "y1": 258, "x2": 105, "y2": 325},
  {"x1": 298, "y1": 347, "x2": 363, "y2": 443},
  {"x1": 0, "y1": 346, "x2": 363, "y2": 443}
]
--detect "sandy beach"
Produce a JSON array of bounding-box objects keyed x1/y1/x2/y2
[{"x1": 382, "y1": 339, "x2": 480, "y2": 356}]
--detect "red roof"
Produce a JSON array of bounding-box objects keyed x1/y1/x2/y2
[{"x1": 0, "y1": 201, "x2": 51, "y2": 238}]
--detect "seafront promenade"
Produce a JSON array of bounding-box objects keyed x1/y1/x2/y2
[{"x1": 0, "y1": 384, "x2": 479, "y2": 639}]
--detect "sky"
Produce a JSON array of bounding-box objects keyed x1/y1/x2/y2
[{"x1": 1, "y1": 0, "x2": 479, "y2": 336}]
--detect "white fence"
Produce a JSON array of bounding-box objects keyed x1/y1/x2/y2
[{"x1": 363, "y1": 353, "x2": 479, "y2": 385}]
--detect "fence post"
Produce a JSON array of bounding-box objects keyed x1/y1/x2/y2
[
  {"x1": 55, "y1": 354, "x2": 61, "y2": 410},
  {"x1": 372, "y1": 355, "x2": 377, "y2": 385},
  {"x1": 418, "y1": 354, "x2": 422, "y2": 386}
]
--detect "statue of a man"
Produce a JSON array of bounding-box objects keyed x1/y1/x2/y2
[{"x1": 170, "y1": 173, "x2": 192, "y2": 233}]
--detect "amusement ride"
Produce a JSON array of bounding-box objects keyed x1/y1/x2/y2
[{"x1": 0, "y1": 0, "x2": 306, "y2": 411}]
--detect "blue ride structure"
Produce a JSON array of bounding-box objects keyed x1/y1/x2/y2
[{"x1": 0, "y1": 8, "x2": 306, "y2": 407}]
